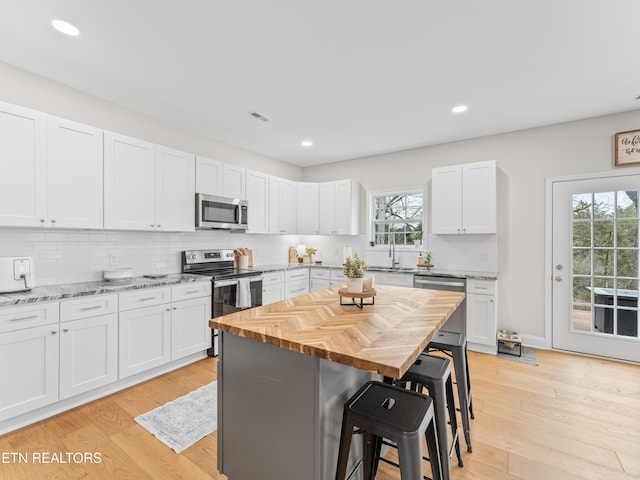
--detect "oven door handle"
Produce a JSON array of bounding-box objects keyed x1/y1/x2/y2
[
  {"x1": 215, "y1": 279, "x2": 239, "y2": 288},
  {"x1": 414, "y1": 278, "x2": 465, "y2": 288}
]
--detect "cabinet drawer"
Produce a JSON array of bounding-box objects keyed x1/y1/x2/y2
[
  {"x1": 262, "y1": 271, "x2": 285, "y2": 286},
  {"x1": 285, "y1": 280, "x2": 309, "y2": 299},
  {"x1": 330, "y1": 269, "x2": 347, "y2": 282},
  {"x1": 310, "y1": 268, "x2": 330, "y2": 280},
  {"x1": 60, "y1": 294, "x2": 118, "y2": 322},
  {"x1": 0, "y1": 302, "x2": 59, "y2": 333},
  {"x1": 119, "y1": 287, "x2": 171, "y2": 311},
  {"x1": 466, "y1": 278, "x2": 496, "y2": 295},
  {"x1": 285, "y1": 269, "x2": 309, "y2": 282},
  {"x1": 172, "y1": 282, "x2": 211, "y2": 302}
]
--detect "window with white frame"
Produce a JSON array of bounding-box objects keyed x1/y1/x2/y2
[{"x1": 370, "y1": 189, "x2": 424, "y2": 247}]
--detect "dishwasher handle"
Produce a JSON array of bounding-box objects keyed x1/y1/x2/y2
[{"x1": 414, "y1": 278, "x2": 466, "y2": 289}]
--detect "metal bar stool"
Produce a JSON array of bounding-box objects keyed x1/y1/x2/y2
[
  {"x1": 335, "y1": 380, "x2": 442, "y2": 480},
  {"x1": 400, "y1": 353, "x2": 463, "y2": 480},
  {"x1": 427, "y1": 331, "x2": 474, "y2": 453}
]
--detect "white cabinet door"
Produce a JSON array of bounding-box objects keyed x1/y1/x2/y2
[
  {"x1": 263, "y1": 284, "x2": 285, "y2": 305},
  {"x1": 431, "y1": 165, "x2": 463, "y2": 234},
  {"x1": 59, "y1": 313, "x2": 118, "y2": 399},
  {"x1": 0, "y1": 324, "x2": 59, "y2": 421},
  {"x1": 196, "y1": 156, "x2": 223, "y2": 195},
  {"x1": 47, "y1": 116, "x2": 104, "y2": 229},
  {"x1": 155, "y1": 145, "x2": 195, "y2": 232},
  {"x1": 246, "y1": 169, "x2": 269, "y2": 234},
  {"x1": 461, "y1": 161, "x2": 497, "y2": 234},
  {"x1": 431, "y1": 161, "x2": 496, "y2": 234},
  {"x1": 318, "y1": 182, "x2": 336, "y2": 234},
  {"x1": 310, "y1": 279, "x2": 330, "y2": 292},
  {"x1": 223, "y1": 163, "x2": 246, "y2": 199},
  {"x1": 119, "y1": 303, "x2": 172, "y2": 378},
  {"x1": 297, "y1": 182, "x2": 319, "y2": 234},
  {"x1": 269, "y1": 176, "x2": 297, "y2": 234},
  {"x1": 466, "y1": 279, "x2": 497, "y2": 350},
  {"x1": 0, "y1": 102, "x2": 47, "y2": 227},
  {"x1": 319, "y1": 180, "x2": 360, "y2": 235},
  {"x1": 171, "y1": 296, "x2": 211, "y2": 360},
  {"x1": 334, "y1": 179, "x2": 360, "y2": 235},
  {"x1": 104, "y1": 132, "x2": 156, "y2": 231}
]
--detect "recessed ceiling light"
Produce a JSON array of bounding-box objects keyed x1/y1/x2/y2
[
  {"x1": 51, "y1": 20, "x2": 80, "y2": 37},
  {"x1": 452, "y1": 105, "x2": 468, "y2": 114},
  {"x1": 301, "y1": 140, "x2": 313, "y2": 147}
]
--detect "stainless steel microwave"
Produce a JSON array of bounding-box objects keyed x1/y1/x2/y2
[{"x1": 196, "y1": 193, "x2": 248, "y2": 230}]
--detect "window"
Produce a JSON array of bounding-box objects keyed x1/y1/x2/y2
[{"x1": 370, "y1": 189, "x2": 424, "y2": 247}]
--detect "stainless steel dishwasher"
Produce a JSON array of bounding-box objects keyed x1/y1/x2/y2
[{"x1": 413, "y1": 274, "x2": 466, "y2": 334}]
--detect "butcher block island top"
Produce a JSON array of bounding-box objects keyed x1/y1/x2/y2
[{"x1": 211, "y1": 285, "x2": 465, "y2": 378}]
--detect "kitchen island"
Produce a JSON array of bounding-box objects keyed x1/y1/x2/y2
[{"x1": 211, "y1": 285, "x2": 465, "y2": 480}]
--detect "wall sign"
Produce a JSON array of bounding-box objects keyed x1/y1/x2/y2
[{"x1": 615, "y1": 129, "x2": 640, "y2": 166}]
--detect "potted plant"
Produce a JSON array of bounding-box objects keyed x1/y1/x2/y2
[
  {"x1": 411, "y1": 230, "x2": 423, "y2": 247},
  {"x1": 343, "y1": 252, "x2": 367, "y2": 293}
]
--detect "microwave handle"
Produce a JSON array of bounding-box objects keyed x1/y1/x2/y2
[
  {"x1": 235, "y1": 205, "x2": 239, "y2": 224},
  {"x1": 215, "y1": 279, "x2": 239, "y2": 288}
]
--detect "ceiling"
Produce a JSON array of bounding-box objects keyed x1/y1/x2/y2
[{"x1": 1, "y1": 1, "x2": 639, "y2": 167}]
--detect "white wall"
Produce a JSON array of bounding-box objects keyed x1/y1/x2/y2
[{"x1": 303, "y1": 109, "x2": 640, "y2": 339}]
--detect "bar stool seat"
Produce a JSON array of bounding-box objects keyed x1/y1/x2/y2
[
  {"x1": 335, "y1": 380, "x2": 442, "y2": 480},
  {"x1": 401, "y1": 353, "x2": 463, "y2": 480},
  {"x1": 427, "y1": 331, "x2": 474, "y2": 453}
]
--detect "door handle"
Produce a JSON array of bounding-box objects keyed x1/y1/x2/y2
[{"x1": 555, "y1": 276, "x2": 562, "y2": 282}]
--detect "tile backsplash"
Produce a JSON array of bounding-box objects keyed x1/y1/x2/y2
[{"x1": 0, "y1": 228, "x2": 300, "y2": 287}]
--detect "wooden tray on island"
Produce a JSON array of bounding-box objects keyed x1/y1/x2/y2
[
  {"x1": 417, "y1": 264, "x2": 435, "y2": 269},
  {"x1": 338, "y1": 288, "x2": 376, "y2": 308}
]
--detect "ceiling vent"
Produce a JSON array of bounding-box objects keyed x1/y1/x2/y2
[{"x1": 250, "y1": 111, "x2": 270, "y2": 122}]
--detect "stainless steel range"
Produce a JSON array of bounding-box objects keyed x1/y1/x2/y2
[{"x1": 182, "y1": 249, "x2": 263, "y2": 356}]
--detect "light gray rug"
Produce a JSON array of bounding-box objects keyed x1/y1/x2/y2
[
  {"x1": 135, "y1": 381, "x2": 217, "y2": 453},
  {"x1": 497, "y1": 346, "x2": 539, "y2": 366}
]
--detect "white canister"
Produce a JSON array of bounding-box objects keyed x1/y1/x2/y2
[{"x1": 238, "y1": 255, "x2": 249, "y2": 269}]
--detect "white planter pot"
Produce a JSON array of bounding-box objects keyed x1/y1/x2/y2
[{"x1": 346, "y1": 277, "x2": 364, "y2": 293}]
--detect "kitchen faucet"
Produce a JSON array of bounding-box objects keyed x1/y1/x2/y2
[{"x1": 389, "y1": 233, "x2": 400, "y2": 268}]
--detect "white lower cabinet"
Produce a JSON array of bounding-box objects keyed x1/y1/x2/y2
[
  {"x1": 119, "y1": 302, "x2": 172, "y2": 379},
  {"x1": 262, "y1": 271, "x2": 285, "y2": 305},
  {"x1": 330, "y1": 269, "x2": 347, "y2": 287},
  {"x1": 171, "y1": 296, "x2": 212, "y2": 361},
  {"x1": 59, "y1": 313, "x2": 118, "y2": 399},
  {"x1": 310, "y1": 268, "x2": 330, "y2": 292},
  {"x1": 285, "y1": 269, "x2": 310, "y2": 299},
  {"x1": 0, "y1": 302, "x2": 60, "y2": 421},
  {"x1": 465, "y1": 278, "x2": 498, "y2": 352}
]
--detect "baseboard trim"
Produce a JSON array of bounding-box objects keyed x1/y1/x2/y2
[{"x1": 520, "y1": 334, "x2": 547, "y2": 349}]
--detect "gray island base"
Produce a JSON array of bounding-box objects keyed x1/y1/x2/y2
[{"x1": 218, "y1": 332, "x2": 374, "y2": 480}]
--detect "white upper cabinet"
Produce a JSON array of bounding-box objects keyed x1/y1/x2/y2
[
  {"x1": 195, "y1": 156, "x2": 223, "y2": 195},
  {"x1": 104, "y1": 132, "x2": 156, "y2": 231},
  {"x1": 155, "y1": 145, "x2": 195, "y2": 232},
  {"x1": 0, "y1": 102, "x2": 47, "y2": 227},
  {"x1": 319, "y1": 179, "x2": 360, "y2": 235},
  {"x1": 431, "y1": 160, "x2": 496, "y2": 234},
  {"x1": 245, "y1": 169, "x2": 269, "y2": 234},
  {"x1": 105, "y1": 134, "x2": 195, "y2": 232},
  {"x1": 297, "y1": 182, "x2": 320, "y2": 234},
  {"x1": 269, "y1": 176, "x2": 296, "y2": 234},
  {"x1": 47, "y1": 116, "x2": 104, "y2": 229},
  {"x1": 223, "y1": 163, "x2": 246, "y2": 199},
  {"x1": 0, "y1": 103, "x2": 104, "y2": 229}
]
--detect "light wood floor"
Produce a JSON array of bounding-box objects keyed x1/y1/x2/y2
[{"x1": 1, "y1": 349, "x2": 639, "y2": 480}]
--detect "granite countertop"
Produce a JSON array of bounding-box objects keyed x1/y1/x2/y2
[
  {"x1": 211, "y1": 285, "x2": 465, "y2": 378},
  {"x1": 251, "y1": 263, "x2": 498, "y2": 280},
  {"x1": 0, "y1": 273, "x2": 211, "y2": 307}
]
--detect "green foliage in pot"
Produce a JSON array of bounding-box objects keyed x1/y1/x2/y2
[
  {"x1": 343, "y1": 252, "x2": 367, "y2": 278},
  {"x1": 411, "y1": 230, "x2": 423, "y2": 241}
]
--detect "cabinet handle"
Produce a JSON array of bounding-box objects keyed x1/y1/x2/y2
[
  {"x1": 166, "y1": 308, "x2": 171, "y2": 311},
  {"x1": 138, "y1": 297, "x2": 157, "y2": 302},
  {"x1": 51, "y1": 219, "x2": 56, "y2": 224},
  {"x1": 151, "y1": 224, "x2": 155, "y2": 228},
  {"x1": 51, "y1": 330, "x2": 58, "y2": 335},
  {"x1": 290, "y1": 288, "x2": 306, "y2": 294},
  {"x1": 63, "y1": 328, "x2": 69, "y2": 333},
  {"x1": 185, "y1": 290, "x2": 200, "y2": 295},
  {"x1": 173, "y1": 306, "x2": 177, "y2": 310},
  {"x1": 80, "y1": 305, "x2": 102, "y2": 311},
  {"x1": 157, "y1": 224, "x2": 161, "y2": 228},
  {"x1": 40, "y1": 218, "x2": 45, "y2": 223},
  {"x1": 10, "y1": 315, "x2": 38, "y2": 322}
]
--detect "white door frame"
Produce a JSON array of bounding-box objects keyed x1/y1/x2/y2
[{"x1": 545, "y1": 166, "x2": 640, "y2": 352}]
